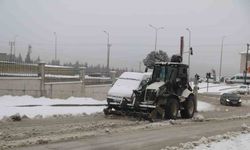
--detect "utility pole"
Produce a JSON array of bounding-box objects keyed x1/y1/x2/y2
[
  {"x1": 54, "y1": 32, "x2": 57, "y2": 61},
  {"x1": 244, "y1": 43, "x2": 250, "y2": 84},
  {"x1": 139, "y1": 61, "x2": 142, "y2": 72},
  {"x1": 149, "y1": 24, "x2": 164, "y2": 51},
  {"x1": 104, "y1": 30, "x2": 111, "y2": 75},
  {"x1": 9, "y1": 41, "x2": 14, "y2": 61},
  {"x1": 219, "y1": 36, "x2": 226, "y2": 81},
  {"x1": 13, "y1": 35, "x2": 18, "y2": 57},
  {"x1": 186, "y1": 28, "x2": 192, "y2": 75}
]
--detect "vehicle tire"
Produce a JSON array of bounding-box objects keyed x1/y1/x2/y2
[
  {"x1": 180, "y1": 95, "x2": 195, "y2": 119},
  {"x1": 165, "y1": 98, "x2": 179, "y2": 120},
  {"x1": 103, "y1": 108, "x2": 110, "y2": 115},
  {"x1": 220, "y1": 99, "x2": 224, "y2": 105}
]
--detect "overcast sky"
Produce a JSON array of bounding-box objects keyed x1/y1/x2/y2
[{"x1": 0, "y1": 0, "x2": 249, "y2": 77}]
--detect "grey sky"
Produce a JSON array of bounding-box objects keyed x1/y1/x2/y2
[{"x1": 0, "y1": 0, "x2": 249, "y2": 77}]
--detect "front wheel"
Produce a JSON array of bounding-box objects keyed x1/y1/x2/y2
[
  {"x1": 180, "y1": 95, "x2": 195, "y2": 119},
  {"x1": 165, "y1": 98, "x2": 179, "y2": 120}
]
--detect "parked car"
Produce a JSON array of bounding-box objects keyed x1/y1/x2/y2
[
  {"x1": 236, "y1": 85, "x2": 249, "y2": 95},
  {"x1": 220, "y1": 93, "x2": 241, "y2": 106},
  {"x1": 225, "y1": 73, "x2": 250, "y2": 84},
  {"x1": 107, "y1": 72, "x2": 152, "y2": 103}
]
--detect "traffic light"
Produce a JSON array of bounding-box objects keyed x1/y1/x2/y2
[
  {"x1": 206, "y1": 72, "x2": 211, "y2": 79},
  {"x1": 190, "y1": 47, "x2": 193, "y2": 55}
]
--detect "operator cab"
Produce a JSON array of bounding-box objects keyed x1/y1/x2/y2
[{"x1": 152, "y1": 62, "x2": 189, "y2": 96}]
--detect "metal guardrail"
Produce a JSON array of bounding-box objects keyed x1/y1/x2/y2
[
  {"x1": 0, "y1": 61, "x2": 112, "y2": 84},
  {"x1": 0, "y1": 61, "x2": 79, "y2": 78},
  {"x1": 45, "y1": 65, "x2": 79, "y2": 76},
  {"x1": 0, "y1": 61, "x2": 38, "y2": 77}
]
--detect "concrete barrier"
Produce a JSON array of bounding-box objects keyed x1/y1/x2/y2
[
  {"x1": 85, "y1": 84, "x2": 111, "y2": 100},
  {"x1": 0, "y1": 65, "x2": 114, "y2": 99},
  {"x1": 0, "y1": 77, "x2": 41, "y2": 97},
  {"x1": 0, "y1": 77, "x2": 111, "y2": 100}
]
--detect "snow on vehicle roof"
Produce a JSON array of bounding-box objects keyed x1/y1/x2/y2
[{"x1": 119, "y1": 72, "x2": 150, "y2": 81}]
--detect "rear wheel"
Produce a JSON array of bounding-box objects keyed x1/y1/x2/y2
[
  {"x1": 180, "y1": 95, "x2": 195, "y2": 119},
  {"x1": 165, "y1": 98, "x2": 179, "y2": 120}
]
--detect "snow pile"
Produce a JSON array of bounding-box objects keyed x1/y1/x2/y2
[
  {"x1": 0, "y1": 95, "x2": 106, "y2": 120},
  {"x1": 197, "y1": 101, "x2": 215, "y2": 112},
  {"x1": 192, "y1": 114, "x2": 205, "y2": 122},
  {"x1": 193, "y1": 133, "x2": 250, "y2": 150},
  {"x1": 161, "y1": 124, "x2": 250, "y2": 150}
]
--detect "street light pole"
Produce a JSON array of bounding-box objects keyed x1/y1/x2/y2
[
  {"x1": 149, "y1": 24, "x2": 164, "y2": 51},
  {"x1": 104, "y1": 30, "x2": 111, "y2": 74},
  {"x1": 13, "y1": 35, "x2": 18, "y2": 57},
  {"x1": 244, "y1": 43, "x2": 250, "y2": 84},
  {"x1": 219, "y1": 36, "x2": 226, "y2": 81},
  {"x1": 186, "y1": 28, "x2": 191, "y2": 75},
  {"x1": 9, "y1": 41, "x2": 14, "y2": 61},
  {"x1": 54, "y1": 32, "x2": 57, "y2": 61}
]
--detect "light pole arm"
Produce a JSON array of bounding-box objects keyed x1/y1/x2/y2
[{"x1": 149, "y1": 24, "x2": 164, "y2": 51}]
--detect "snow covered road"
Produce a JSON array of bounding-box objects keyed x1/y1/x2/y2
[{"x1": 1, "y1": 94, "x2": 250, "y2": 150}]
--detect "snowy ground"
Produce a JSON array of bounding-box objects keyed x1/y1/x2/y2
[
  {"x1": 162, "y1": 124, "x2": 250, "y2": 150},
  {"x1": 0, "y1": 95, "x2": 106, "y2": 119},
  {"x1": 0, "y1": 81, "x2": 239, "y2": 120},
  {"x1": 197, "y1": 101, "x2": 214, "y2": 112},
  {"x1": 193, "y1": 133, "x2": 250, "y2": 150},
  {"x1": 0, "y1": 95, "x2": 215, "y2": 119},
  {"x1": 194, "y1": 82, "x2": 240, "y2": 94}
]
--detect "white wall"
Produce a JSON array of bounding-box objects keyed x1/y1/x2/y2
[
  {"x1": 0, "y1": 77, "x2": 111, "y2": 100},
  {"x1": 0, "y1": 77, "x2": 41, "y2": 97},
  {"x1": 85, "y1": 84, "x2": 111, "y2": 100}
]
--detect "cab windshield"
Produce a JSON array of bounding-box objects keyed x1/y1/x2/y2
[{"x1": 152, "y1": 65, "x2": 174, "y2": 82}]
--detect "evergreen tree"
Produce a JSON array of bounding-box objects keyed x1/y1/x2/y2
[{"x1": 143, "y1": 50, "x2": 169, "y2": 69}]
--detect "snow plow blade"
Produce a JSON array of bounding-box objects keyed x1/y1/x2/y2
[
  {"x1": 103, "y1": 107, "x2": 154, "y2": 122},
  {"x1": 103, "y1": 97, "x2": 162, "y2": 122}
]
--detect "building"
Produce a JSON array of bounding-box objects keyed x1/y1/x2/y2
[
  {"x1": 240, "y1": 51, "x2": 250, "y2": 73},
  {"x1": 0, "y1": 53, "x2": 8, "y2": 61}
]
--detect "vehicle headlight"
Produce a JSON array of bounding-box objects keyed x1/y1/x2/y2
[
  {"x1": 226, "y1": 99, "x2": 230, "y2": 102},
  {"x1": 239, "y1": 99, "x2": 242, "y2": 102}
]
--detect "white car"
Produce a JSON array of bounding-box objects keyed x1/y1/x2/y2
[
  {"x1": 107, "y1": 72, "x2": 152, "y2": 103},
  {"x1": 236, "y1": 85, "x2": 249, "y2": 95}
]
